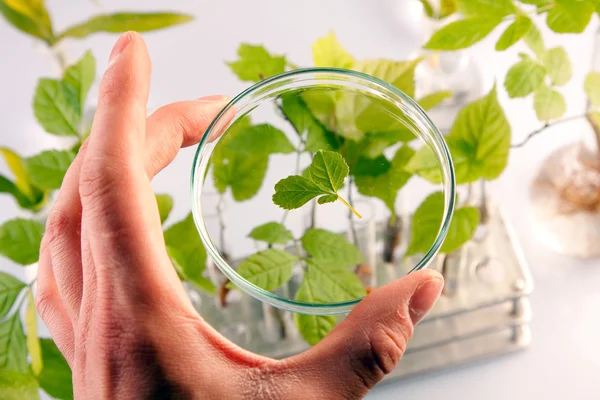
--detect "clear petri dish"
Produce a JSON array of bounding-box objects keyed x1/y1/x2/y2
[{"x1": 191, "y1": 68, "x2": 455, "y2": 315}]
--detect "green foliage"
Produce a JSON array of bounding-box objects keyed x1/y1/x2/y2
[
  {"x1": 352, "y1": 58, "x2": 423, "y2": 97},
  {"x1": 312, "y1": 31, "x2": 355, "y2": 68},
  {"x1": 504, "y1": 55, "x2": 546, "y2": 98},
  {"x1": 37, "y1": 339, "x2": 73, "y2": 400},
  {"x1": 423, "y1": 17, "x2": 502, "y2": 50},
  {"x1": 523, "y1": 22, "x2": 546, "y2": 59},
  {"x1": 273, "y1": 150, "x2": 362, "y2": 217},
  {"x1": 212, "y1": 117, "x2": 269, "y2": 201},
  {"x1": 234, "y1": 249, "x2": 298, "y2": 291},
  {"x1": 33, "y1": 79, "x2": 81, "y2": 137},
  {"x1": 0, "y1": 370, "x2": 39, "y2": 400},
  {"x1": 542, "y1": 47, "x2": 572, "y2": 86},
  {"x1": 56, "y1": 12, "x2": 193, "y2": 41},
  {"x1": 155, "y1": 194, "x2": 173, "y2": 225},
  {"x1": 406, "y1": 192, "x2": 480, "y2": 256},
  {"x1": 63, "y1": 50, "x2": 96, "y2": 110},
  {"x1": 248, "y1": 222, "x2": 294, "y2": 245},
  {"x1": 0, "y1": 273, "x2": 25, "y2": 319},
  {"x1": 495, "y1": 15, "x2": 533, "y2": 51},
  {"x1": 164, "y1": 213, "x2": 216, "y2": 295},
  {"x1": 408, "y1": 86, "x2": 511, "y2": 184},
  {"x1": 227, "y1": 44, "x2": 286, "y2": 82},
  {"x1": 0, "y1": 0, "x2": 53, "y2": 44},
  {"x1": 456, "y1": 0, "x2": 516, "y2": 18},
  {"x1": 304, "y1": 260, "x2": 366, "y2": 300},
  {"x1": 25, "y1": 292, "x2": 42, "y2": 376},
  {"x1": 355, "y1": 146, "x2": 415, "y2": 216},
  {"x1": 0, "y1": 311, "x2": 28, "y2": 373},
  {"x1": 584, "y1": 72, "x2": 600, "y2": 107},
  {"x1": 294, "y1": 273, "x2": 337, "y2": 345},
  {"x1": 546, "y1": 0, "x2": 594, "y2": 34},
  {"x1": 0, "y1": 218, "x2": 44, "y2": 265},
  {"x1": 23, "y1": 150, "x2": 75, "y2": 190},
  {"x1": 534, "y1": 85, "x2": 566, "y2": 121},
  {"x1": 301, "y1": 228, "x2": 363, "y2": 267},
  {"x1": 418, "y1": 90, "x2": 453, "y2": 110},
  {"x1": 280, "y1": 94, "x2": 338, "y2": 152},
  {"x1": 224, "y1": 124, "x2": 295, "y2": 155}
]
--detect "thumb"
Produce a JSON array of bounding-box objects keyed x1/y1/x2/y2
[{"x1": 287, "y1": 269, "x2": 443, "y2": 398}]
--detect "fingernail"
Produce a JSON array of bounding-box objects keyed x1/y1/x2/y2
[
  {"x1": 408, "y1": 276, "x2": 444, "y2": 325},
  {"x1": 108, "y1": 32, "x2": 132, "y2": 66},
  {"x1": 197, "y1": 95, "x2": 231, "y2": 103}
]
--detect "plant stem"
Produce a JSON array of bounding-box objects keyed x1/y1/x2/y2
[
  {"x1": 338, "y1": 196, "x2": 362, "y2": 219},
  {"x1": 347, "y1": 176, "x2": 359, "y2": 246},
  {"x1": 310, "y1": 199, "x2": 317, "y2": 229},
  {"x1": 512, "y1": 114, "x2": 588, "y2": 148},
  {"x1": 479, "y1": 179, "x2": 489, "y2": 225},
  {"x1": 217, "y1": 194, "x2": 227, "y2": 252},
  {"x1": 585, "y1": 113, "x2": 600, "y2": 157}
]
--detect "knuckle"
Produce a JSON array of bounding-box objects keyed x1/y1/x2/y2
[
  {"x1": 35, "y1": 288, "x2": 57, "y2": 323},
  {"x1": 79, "y1": 158, "x2": 122, "y2": 201},
  {"x1": 348, "y1": 322, "x2": 411, "y2": 390},
  {"x1": 46, "y1": 210, "x2": 71, "y2": 246}
]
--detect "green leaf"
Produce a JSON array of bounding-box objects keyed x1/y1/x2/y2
[
  {"x1": 0, "y1": 273, "x2": 25, "y2": 320},
  {"x1": 307, "y1": 150, "x2": 348, "y2": 193},
  {"x1": 351, "y1": 155, "x2": 391, "y2": 177},
  {"x1": 301, "y1": 228, "x2": 363, "y2": 267},
  {"x1": 272, "y1": 175, "x2": 328, "y2": 209},
  {"x1": 294, "y1": 273, "x2": 337, "y2": 345},
  {"x1": 227, "y1": 44, "x2": 286, "y2": 82},
  {"x1": 495, "y1": 15, "x2": 533, "y2": 51},
  {"x1": 164, "y1": 213, "x2": 214, "y2": 293},
  {"x1": 312, "y1": 31, "x2": 355, "y2": 69},
  {"x1": 523, "y1": 22, "x2": 546, "y2": 59},
  {"x1": 248, "y1": 222, "x2": 294, "y2": 245},
  {"x1": 63, "y1": 50, "x2": 96, "y2": 110},
  {"x1": 584, "y1": 72, "x2": 600, "y2": 107},
  {"x1": 57, "y1": 12, "x2": 193, "y2": 41},
  {"x1": 0, "y1": 148, "x2": 37, "y2": 201},
  {"x1": 423, "y1": 17, "x2": 502, "y2": 50},
  {"x1": 0, "y1": 370, "x2": 39, "y2": 400},
  {"x1": 408, "y1": 86, "x2": 511, "y2": 184},
  {"x1": 534, "y1": 85, "x2": 566, "y2": 121},
  {"x1": 304, "y1": 259, "x2": 366, "y2": 300},
  {"x1": 33, "y1": 79, "x2": 81, "y2": 136},
  {"x1": 419, "y1": 0, "x2": 435, "y2": 17},
  {"x1": 224, "y1": 124, "x2": 295, "y2": 155},
  {"x1": 519, "y1": 0, "x2": 553, "y2": 5},
  {"x1": 38, "y1": 339, "x2": 73, "y2": 400},
  {"x1": 546, "y1": 0, "x2": 594, "y2": 34},
  {"x1": 235, "y1": 249, "x2": 298, "y2": 291},
  {"x1": 0, "y1": 176, "x2": 36, "y2": 210},
  {"x1": 456, "y1": 0, "x2": 516, "y2": 17},
  {"x1": 355, "y1": 146, "x2": 415, "y2": 215},
  {"x1": 212, "y1": 117, "x2": 269, "y2": 201},
  {"x1": 168, "y1": 247, "x2": 216, "y2": 295},
  {"x1": 155, "y1": 194, "x2": 173, "y2": 225},
  {"x1": 542, "y1": 47, "x2": 572, "y2": 86},
  {"x1": 23, "y1": 150, "x2": 75, "y2": 190},
  {"x1": 504, "y1": 56, "x2": 546, "y2": 98},
  {"x1": 441, "y1": 0, "x2": 458, "y2": 17},
  {"x1": 0, "y1": 0, "x2": 53, "y2": 44},
  {"x1": 280, "y1": 93, "x2": 338, "y2": 152},
  {"x1": 418, "y1": 90, "x2": 453, "y2": 110},
  {"x1": 406, "y1": 192, "x2": 480, "y2": 256},
  {"x1": 25, "y1": 291, "x2": 42, "y2": 376},
  {"x1": 352, "y1": 58, "x2": 423, "y2": 97},
  {"x1": 0, "y1": 311, "x2": 28, "y2": 373},
  {"x1": 0, "y1": 218, "x2": 44, "y2": 265},
  {"x1": 318, "y1": 194, "x2": 338, "y2": 204},
  {"x1": 359, "y1": 130, "x2": 416, "y2": 159}
]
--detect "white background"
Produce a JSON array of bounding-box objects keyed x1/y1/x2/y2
[{"x1": 1, "y1": 1, "x2": 599, "y2": 399}]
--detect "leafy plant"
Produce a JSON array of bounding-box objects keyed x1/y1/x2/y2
[
  {"x1": 0, "y1": 3, "x2": 198, "y2": 397},
  {"x1": 216, "y1": 32, "x2": 457, "y2": 344}
]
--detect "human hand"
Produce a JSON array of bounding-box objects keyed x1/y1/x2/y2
[{"x1": 36, "y1": 32, "x2": 444, "y2": 399}]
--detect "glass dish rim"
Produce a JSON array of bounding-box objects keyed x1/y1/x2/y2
[{"x1": 191, "y1": 67, "x2": 456, "y2": 315}]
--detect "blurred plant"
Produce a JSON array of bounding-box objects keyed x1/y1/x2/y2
[{"x1": 0, "y1": 1, "x2": 199, "y2": 398}]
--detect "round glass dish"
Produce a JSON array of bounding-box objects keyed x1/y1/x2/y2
[{"x1": 191, "y1": 68, "x2": 455, "y2": 315}]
